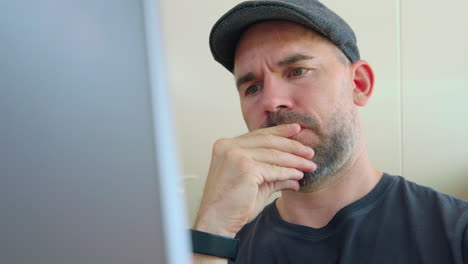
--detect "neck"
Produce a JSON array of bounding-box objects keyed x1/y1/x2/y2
[{"x1": 276, "y1": 139, "x2": 382, "y2": 228}]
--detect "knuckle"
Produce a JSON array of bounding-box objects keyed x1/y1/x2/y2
[
  {"x1": 292, "y1": 140, "x2": 305, "y2": 150},
  {"x1": 270, "y1": 149, "x2": 283, "y2": 163},
  {"x1": 283, "y1": 166, "x2": 292, "y2": 176},
  {"x1": 275, "y1": 166, "x2": 287, "y2": 179},
  {"x1": 225, "y1": 147, "x2": 243, "y2": 161},
  {"x1": 252, "y1": 126, "x2": 267, "y2": 134},
  {"x1": 271, "y1": 163, "x2": 280, "y2": 173},
  {"x1": 262, "y1": 134, "x2": 276, "y2": 146},
  {"x1": 212, "y1": 138, "x2": 230, "y2": 154},
  {"x1": 253, "y1": 126, "x2": 275, "y2": 137},
  {"x1": 238, "y1": 156, "x2": 254, "y2": 171}
]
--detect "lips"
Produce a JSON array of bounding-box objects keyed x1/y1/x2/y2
[
  {"x1": 297, "y1": 123, "x2": 310, "y2": 131},
  {"x1": 264, "y1": 109, "x2": 319, "y2": 133}
]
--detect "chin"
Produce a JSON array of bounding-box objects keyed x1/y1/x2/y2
[{"x1": 297, "y1": 166, "x2": 339, "y2": 193}]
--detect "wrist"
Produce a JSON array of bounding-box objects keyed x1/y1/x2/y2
[
  {"x1": 193, "y1": 218, "x2": 237, "y2": 238},
  {"x1": 194, "y1": 204, "x2": 247, "y2": 237}
]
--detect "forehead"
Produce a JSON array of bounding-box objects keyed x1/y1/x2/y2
[{"x1": 233, "y1": 21, "x2": 332, "y2": 74}]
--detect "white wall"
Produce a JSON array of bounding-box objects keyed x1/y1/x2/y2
[{"x1": 159, "y1": 0, "x2": 468, "y2": 224}]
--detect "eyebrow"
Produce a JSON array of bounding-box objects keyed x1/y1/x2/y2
[
  {"x1": 277, "y1": 54, "x2": 314, "y2": 66},
  {"x1": 235, "y1": 53, "x2": 314, "y2": 90},
  {"x1": 236, "y1": 72, "x2": 255, "y2": 90}
]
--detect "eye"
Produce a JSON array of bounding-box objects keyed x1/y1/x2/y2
[
  {"x1": 287, "y1": 68, "x2": 309, "y2": 78},
  {"x1": 245, "y1": 84, "x2": 262, "y2": 96}
]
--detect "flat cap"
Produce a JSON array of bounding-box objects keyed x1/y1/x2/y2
[{"x1": 209, "y1": 0, "x2": 360, "y2": 73}]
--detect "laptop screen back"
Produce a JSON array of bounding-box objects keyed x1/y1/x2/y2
[{"x1": 0, "y1": 1, "x2": 190, "y2": 263}]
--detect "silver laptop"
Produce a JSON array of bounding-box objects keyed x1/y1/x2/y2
[{"x1": 0, "y1": 1, "x2": 191, "y2": 263}]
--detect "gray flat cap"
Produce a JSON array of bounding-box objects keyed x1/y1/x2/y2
[{"x1": 209, "y1": 0, "x2": 360, "y2": 73}]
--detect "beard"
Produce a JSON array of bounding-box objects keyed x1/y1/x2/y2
[{"x1": 264, "y1": 108, "x2": 358, "y2": 191}]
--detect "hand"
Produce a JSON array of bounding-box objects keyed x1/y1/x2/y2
[{"x1": 194, "y1": 123, "x2": 316, "y2": 237}]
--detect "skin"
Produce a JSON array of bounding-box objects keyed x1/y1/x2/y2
[{"x1": 194, "y1": 21, "x2": 382, "y2": 263}]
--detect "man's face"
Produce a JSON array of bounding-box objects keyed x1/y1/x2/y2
[{"x1": 234, "y1": 21, "x2": 360, "y2": 191}]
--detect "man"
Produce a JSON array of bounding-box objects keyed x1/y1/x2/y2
[{"x1": 191, "y1": 0, "x2": 468, "y2": 263}]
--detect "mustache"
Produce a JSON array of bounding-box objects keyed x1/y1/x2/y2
[{"x1": 262, "y1": 109, "x2": 321, "y2": 134}]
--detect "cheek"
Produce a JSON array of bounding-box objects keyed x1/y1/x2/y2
[
  {"x1": 293, "y1": 83, "x2": 325, "y2": 110},
  {"x1": 240, "y1": 101, "x2": 258, "y2": 131},
  {"x1": 301, "y1": 78, "x2": 344, "y2": 110}
]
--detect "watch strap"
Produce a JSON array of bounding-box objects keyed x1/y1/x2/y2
[{"x1": 190, "y1": 229, "x2": 239, "y2": 261}]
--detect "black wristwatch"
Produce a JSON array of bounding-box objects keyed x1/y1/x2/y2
[{"x1": 190, "y1": 229, "x2": 239, "y2": 261}]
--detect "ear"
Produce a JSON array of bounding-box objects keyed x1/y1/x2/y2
[{"x1": 350, "y1": 60, "x2": 375, "y2": 107}]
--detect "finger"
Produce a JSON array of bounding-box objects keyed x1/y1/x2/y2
[
  {"x1": 249, "y1": 148, "x2": 316, "y2": 172},
  {"x1": 238, "y1": 133, "x2": 314, "y2": 159},
  {"x1": 253, "y1": 123, "x2": 301, "y2": 137},
  {"x1": 255, "y1": 163, "x2": 304, "y2": 184},
  {"x1": 273, "y1": 180, "x2": 301, "y2": 192}
]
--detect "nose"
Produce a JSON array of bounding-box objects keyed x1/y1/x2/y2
[{"x1": 260, "y1": 75, "x2": 293, "y2": 113}]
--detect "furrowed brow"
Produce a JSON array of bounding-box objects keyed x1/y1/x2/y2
[
  {"x1": 235, "y1": 54, "x2": 313, "y2": 89},
  {"x1": 236, "y1": 72, "x2": 255, "y2": 90},
  {"x1": 277, "y1": 54, "x2": 314, "y2": 67}
]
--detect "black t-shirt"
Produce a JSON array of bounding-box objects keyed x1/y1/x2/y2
[{"x1": 230, "y1": 174, "x2": 468, "y2": 264}]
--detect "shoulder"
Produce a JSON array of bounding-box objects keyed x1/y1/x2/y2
[
  {"x1": 388, "y1": 174, "x2": 468, "y2": 234},
  {"x1": 391, "y1": 174, "x2": 468, "y2": 211},
  {"x1": 382, "y1": 174, "x2": 468, "y2": 263}
]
